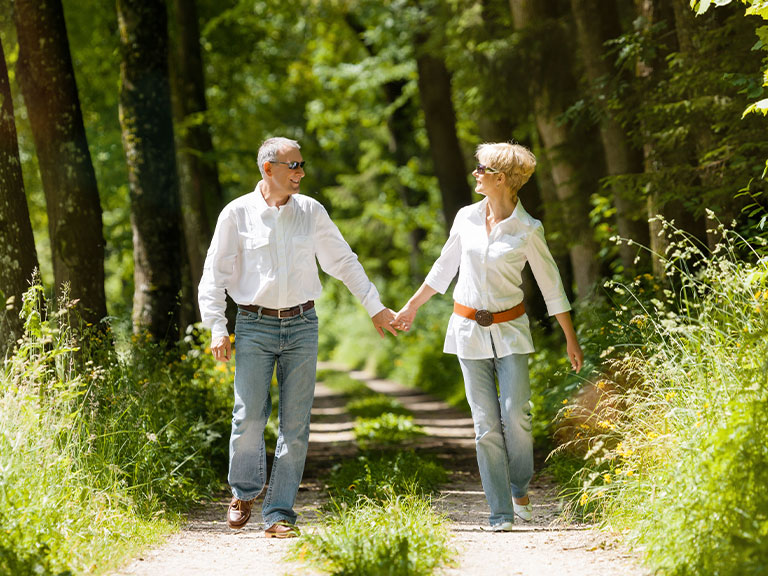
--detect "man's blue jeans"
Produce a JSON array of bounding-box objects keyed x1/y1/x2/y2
[
  {"x1": 229, "y1": 306, "x2": 318, "y2": 527},
  {"x1": 458, "y1": 351, "x2": 533, "y2": 526}
]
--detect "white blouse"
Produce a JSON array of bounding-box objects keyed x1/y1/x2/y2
[{"x1": 425, "y1": 198, "x2": 571, "y2": 359}]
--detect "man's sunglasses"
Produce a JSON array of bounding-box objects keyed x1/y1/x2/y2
[
  {"x1": 272, "y1": 160, "x2": 306, "y2": 170},
  {"x1": 475, "y1": 163, "x2": 500, "y2": 175}
]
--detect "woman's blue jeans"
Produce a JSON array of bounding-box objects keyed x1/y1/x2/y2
[
  {"x1": 458, "y1": 351, "x2": 533, "y2": 526},
  {"x1": 228, "y1": 306, "x2": 318, "y2": 527}
]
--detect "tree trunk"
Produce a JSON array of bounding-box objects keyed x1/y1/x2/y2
[
  {"x1": 169, "y1": 0, "x2": 223, "y2": 323},
  {"x1": 15, "y1": 0, "x2": 108, "y2": 326},
  {"x1": 117, "y1": 0, "x2": 183, "y2": 341},
  {"x1": 570, "y1": 0, "x2": 649, "y2": 270},
  {"x1": 670, "y1": 0, "x2": 725, "y2": 250},
  {"x1": 510, "y1": 0, "x2": 599, "y2": 299},
  {"x1": 0, "y1": 38, "x2": 39, "y2": 356},
  {"x1": 634, "y1": 0, "x2": 707, "y2": 276},
  {"x1": 415, "y1": 53, "x2": 473, "y2": 228}
]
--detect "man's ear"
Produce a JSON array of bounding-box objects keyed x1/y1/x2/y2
[{"x1": 263, "y1": 161, "x2": 273, "y2": 176}]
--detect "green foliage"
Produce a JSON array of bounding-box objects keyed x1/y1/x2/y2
[
  {"x1": 324, "y1": 450, "x2": 447, "y2": 506},
  {"x1": 560, "y1": 221, "x2": 768, "y2": 575},
  {"x1": 0, "y1": 286, "x2": 229, "y2": 574},
  {"x1": 345, "y1": 394, "x2": 410, "y2": 418},
  {"x1": 353, "y1": 413, "x2": 425, "y2": 449},
  {"x1": 292, "y1": 493, "x2": 455, "y2": 576},
  {"x1": 317, "y1": 367, "x2": 376, "y2": 397}
]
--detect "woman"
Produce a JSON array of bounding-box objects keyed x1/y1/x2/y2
[{"x1": 394, "y1": 142, "x2": 583, "y2": 531}]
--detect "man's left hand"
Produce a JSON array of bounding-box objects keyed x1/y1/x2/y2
[{"x1": 372, "y1": 308, "x2": 399, "y2": 338}]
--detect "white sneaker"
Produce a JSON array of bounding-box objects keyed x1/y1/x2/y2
[
  {"x1": 490, "y1": 521, "x2": 514, "y2": 532},
  {"x1": 513, "y1": 501, "x2": 533, "y2": 522}
]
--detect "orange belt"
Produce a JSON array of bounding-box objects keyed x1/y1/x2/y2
[{"x1": 453, "y1": 301, "x2": 525, "y2": 327}]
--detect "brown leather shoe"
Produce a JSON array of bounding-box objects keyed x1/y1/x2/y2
[
  {"x1": 264, "y1": 522, "x2": 299, "y2": 538},
  {"x1": 227, "y1": 497, "x2": 255, "y2": 530}
]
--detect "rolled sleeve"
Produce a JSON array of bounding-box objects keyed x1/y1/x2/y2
[
  {"x1": 525, "y1": 224, "x2": 571, "y2": 316},
  {"x1": 425, "y1": 222, "x2": 461, "y2": 294}
]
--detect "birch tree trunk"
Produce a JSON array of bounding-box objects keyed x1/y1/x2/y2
[
  {"x1": 15, "y1": 0, "x2": 108, "y2": 325},
  {"x1": 0, "y1": 38, "x2": 39, "y2": 356},
  {"x1": 570, "y1": 0, "x2": 649, "y2": 270},
  {"x1": 117, "y1": 0, "x2": 183, "y2": 341},
  {"x1": 510, "y1": 0, "x2": 599, "y2": 299}
]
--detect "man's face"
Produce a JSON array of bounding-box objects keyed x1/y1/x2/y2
[{"x1": 268, "y1": 147, "x2": 305, "y2": 195}]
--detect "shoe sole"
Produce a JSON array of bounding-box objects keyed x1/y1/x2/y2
[{"x1": 264, "y1": 531, "x2": 298, "y2": 538}]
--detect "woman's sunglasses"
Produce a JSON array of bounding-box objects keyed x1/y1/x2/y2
[{"x1": 475, "y1": 164, "x2": 500, "y2": 175}]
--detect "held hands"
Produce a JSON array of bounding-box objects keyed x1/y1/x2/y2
[
  {"x1": 372, "y1": 308, "x2": 400, "y2": 338},
  {"x1": 392, "y1": 304, "x2": 418, "y2": 332},
  {"x1": 211, "y1": 335, "x2": 232, "y2": 362}
]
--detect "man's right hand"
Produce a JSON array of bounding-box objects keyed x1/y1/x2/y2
[{"x1": 211, "y1": 335, "x2": 232, "y2": 362}]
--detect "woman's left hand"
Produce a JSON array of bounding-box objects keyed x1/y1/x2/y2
[{"x1": 567, "y1": 340, "x2": 584, "y2": 373}]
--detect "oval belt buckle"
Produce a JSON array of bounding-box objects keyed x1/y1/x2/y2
[{"x1": 475, "y1": 309, "x2": 494, "y2": 327}]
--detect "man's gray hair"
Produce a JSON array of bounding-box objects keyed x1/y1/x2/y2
[{"x1": 257, "y1": 137, "x2": 301, "y2": 178}]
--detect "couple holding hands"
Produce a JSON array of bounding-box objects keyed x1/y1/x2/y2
[{"x1": 198, "y1": 137, "x2": 583, "y2": 538}]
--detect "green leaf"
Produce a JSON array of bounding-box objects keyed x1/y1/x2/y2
[{"x1": 742, "y1": 98, "x2": 768, "y2": 117}]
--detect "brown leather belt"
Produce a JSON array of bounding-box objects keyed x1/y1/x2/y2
[
  {"x1": 239, "y1": 300, "x2": 314, "y2": 319},
  {"x1": 453, "y1": 301, "x2": 525, "y2": 327}
]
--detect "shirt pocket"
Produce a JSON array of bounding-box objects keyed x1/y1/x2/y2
[{"x1": 241, "y1": 235, "x2": 272, "y2": 271}]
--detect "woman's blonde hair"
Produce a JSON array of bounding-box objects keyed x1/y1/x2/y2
[{"x1": 476, "y1": 142, "x2": 536, "y2": 193}]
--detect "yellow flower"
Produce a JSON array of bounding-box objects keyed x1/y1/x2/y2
[
  {"x1": 603, "y1": 474, "x2": 612, "y2": 484},
  {"x1": 562, "y1": 399, "x2": 569, "y2": 404},
  {"x1": 580, "y1": 493, "x2": 589, "y2": 506},
  {"x1": 229, "y1": 334, "x2": 235, "y2": 343}
]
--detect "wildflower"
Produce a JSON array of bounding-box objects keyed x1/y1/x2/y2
[
  {"x1": 229, "y1": 334, "x2": 235, "y2": 343},
  {"x1": 603, "y1": 474, "x2": 612, "y2": 484},
  {"x1": 580, "y1": 493, "x2": 589, "y2": 506},
  {"x1": 562, "y1": 399, "x2": 568, "y2": 404}
]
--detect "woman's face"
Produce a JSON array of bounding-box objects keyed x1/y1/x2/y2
[{"x1": 472, "y1": 160, "x2": 503, "y2": 198}]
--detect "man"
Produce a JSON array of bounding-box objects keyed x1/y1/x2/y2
[{"x1": 198, "y1": 137, "x2": 398, "y2": 538}]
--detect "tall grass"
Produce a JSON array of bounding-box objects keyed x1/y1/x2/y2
[
  {"x1": 293, "y1": 493, "x2": 455, "y2": 576},
  {"x1": 292, "y1": 368, "x2": 454, "y2": 575},
  {"x1": 560, "y1": 219, "x2": 768, "y2": 575},
  {"x1": 0, "y1": 284, "x2": 230, "y2": 574}
]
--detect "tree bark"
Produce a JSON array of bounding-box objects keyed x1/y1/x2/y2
[
  {"x1": 510, "y1": 0, "x2": 599, "y2": 299},
  {"x1": 15, "y1": 0, "x2": 108, "y2": 325},
  {"x1": 570, "y1": 0, "x2": 649, "y2": 270},
  {"x1": 415, "y1": 53, "x2": 473, "y2": 229},
  {"x1": 117, "y1": 0, "x2": 183, "y2": 341},
  {"x1": 0, "y1": 38, "x2": 39, "y2": 355},
  {"x1": 169, "y1": 0, "x2": 223, "y2": 323}
]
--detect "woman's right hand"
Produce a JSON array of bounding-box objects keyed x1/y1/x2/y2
[{"x1": 393, "y1": 304, "x2": 418, "y2": 332}]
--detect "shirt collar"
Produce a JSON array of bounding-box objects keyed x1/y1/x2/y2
[
  {"x1": 474, "y1": 197, "x2": 535, "y2": 234},
  {"x1": 253, "y1": 181, "x2": 295, "y2": 214}
]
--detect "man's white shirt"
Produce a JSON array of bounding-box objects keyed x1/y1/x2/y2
[{"x1": 199, "y1": 182, "x2": 385, "y2": 341}]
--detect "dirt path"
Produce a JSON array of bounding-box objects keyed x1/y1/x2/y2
[{"x1": 113, "y1": 366, "x2": 648, "y2": 576}]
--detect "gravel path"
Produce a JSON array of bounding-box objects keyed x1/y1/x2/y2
[{"x1": 112, "y1": 366, "x2": 648, "y2": 576}]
